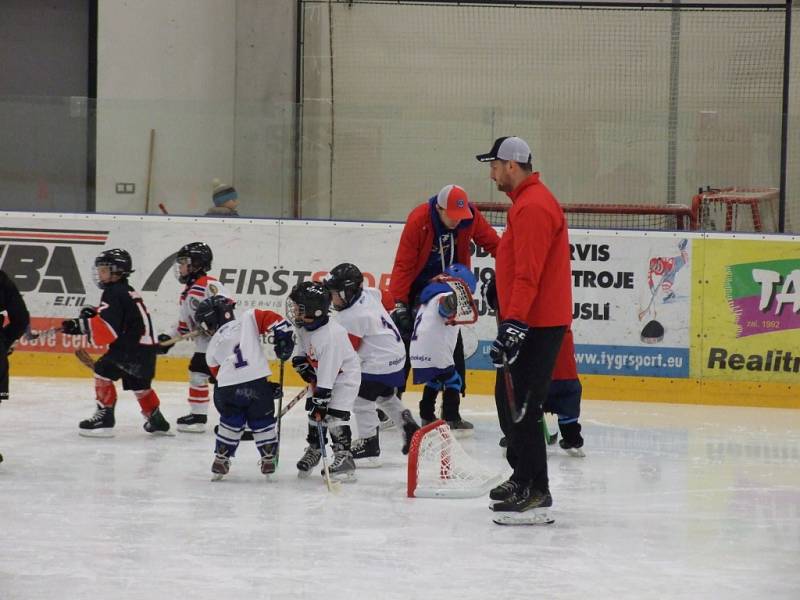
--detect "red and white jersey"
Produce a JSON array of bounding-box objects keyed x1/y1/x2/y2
[
  {"x1": 205, "y1": 309, "x2": 289, "y2": 387},
  {"x1": 295, "y1": 320, "x2": 361, "y2": 398},
  {"x1": 171, "y1": 275, "x2": 232, "y2": 352},
  {"x1": 409, "y1": 293, "x2": 460, "y2": 372},
  {"x1": 333, "y1": 287, "x2": 406, "y2": 376}
]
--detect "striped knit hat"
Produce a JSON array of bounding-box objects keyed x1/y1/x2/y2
[{"x1": 212, "y1": 178, "x2": 238, "y2": 207}]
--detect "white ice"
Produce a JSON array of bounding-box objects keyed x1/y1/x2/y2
[{"x1": 1, "y1": 377, "x2": 799, "y2": 600}]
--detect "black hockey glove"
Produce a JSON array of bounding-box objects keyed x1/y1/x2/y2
[
  {"x1": 292, "y1": 356, "x2": 317, "y2": 384},
  {"x1": 490, "y1": 319, "x2": 528, "y2": 368},
  {"x1": 309, "y1": 387, "x2": 332, "y2": 421},
  {"x1": 272, "y1": 321, "x2": 295, "y2": 361},
  {"x1": 155, "y1": 333, "x2": 173, "y2": 355},
  {"x1": 79, "y1": 306, "x2": 98, "y2": 320},
  {"x1": 61, "y1": 319, "x2": 84, "y2": 336},
  {"x1": 481, "y1": 277, "x2": 498, "y2": 311},
  {"x1": 390, "y1": 302, "x2": 413, "y2": 338}
]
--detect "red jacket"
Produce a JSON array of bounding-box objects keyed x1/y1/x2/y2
[
  {"x1": 552, "y1": 329, "x2": 578, "y2": 381},
  {"x1": 495, "y1": 173, "x2": 572, "y2": 327},
  {"x1": 389, "y1": 199, "x2": 500, "y2": 304}
]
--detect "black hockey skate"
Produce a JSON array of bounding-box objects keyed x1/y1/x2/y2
[
  {"x1": 401, "y1": 410, "x2": 420, "y2": 455},
  {"x1": 143, "y1": 407, "x2": 172, "y2": 435},
  {"x1": 325, "y1": 447, "x2": 356, "y2": 482},
  {"x1": 559, "y1": 422, "x2": 585, "y2": 457},
  {"x1": 351, "y1": 428, "x2": 381, "y2": 468},
  {"x1": 211, "y1": 451, "x2": 230, "y2": 481},
  {"x1": 176, "y1": 413, "x2": 207, "y2": 433},
  {"x1": 489, "y1": 478, "x2": 522, "y2": 502},
  {"x1": 491, "y1": 485, "x2": 554, "y2": 526},
  {"x1": 79, "y1": 404, "x2": 115, "y2": 438},
  {"x1": 296, "y1": 445, "x2": 322, "y2": 478},
  {"x1": 446, "y1": 418, "x2": 474, "y2": 438},
  {"x1": 259, "y1": 442, "x2": 278, "y2": 476}
]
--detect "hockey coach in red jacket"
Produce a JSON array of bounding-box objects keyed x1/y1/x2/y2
[
  {"x1": 389, "y1": 184, "x2": 500, "y2": 430},
  {"x1": 477, "y1": 136, "x2": 572, "y2": 519}
]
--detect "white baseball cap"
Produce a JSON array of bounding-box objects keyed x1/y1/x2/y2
[{"x1": 476, "y1": 136, "x2": 532, "y2": 164}]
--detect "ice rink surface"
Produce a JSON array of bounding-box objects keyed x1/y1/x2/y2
[{"x1": 1, "y1": 376, "x2": 799, "y2": 600}]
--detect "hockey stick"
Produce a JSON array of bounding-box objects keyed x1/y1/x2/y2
[
  {"x1": 495, "y1": 312, "x2": 525, "y2": 424},
  {"x1": 24, "y1": 326, "x2": 62, "y2": 341},
  {"x1": 75, "y1": 348, "x2": 96, "y2": 370},
  {"x1": 274, "y1": 360, "x2": 285, "y2": 465},
  {"x1": 638, "y1": 265, "x2": 677, "y2": 321},
  {"x1": 159, "y1": 329, "x2": 203, "y2": 347},
  {"x1": 158, "y1": 203, "x2": 168, "y2": 215},
  {"x1": 316, "y1": 419, "x2": 340, "y2": 493}
]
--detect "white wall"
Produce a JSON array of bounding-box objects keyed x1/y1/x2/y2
[{"x1": 96, "y1": 0, "x2": 237, "y2": 215}]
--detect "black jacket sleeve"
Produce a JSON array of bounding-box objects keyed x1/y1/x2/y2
[{"x1": 0, "y1": 270, "x2": 31, "y2": 345}]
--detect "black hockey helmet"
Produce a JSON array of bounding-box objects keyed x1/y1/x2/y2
[
  {"x1": 195, "y1": 295, "x2": 236, "y2": 334},
  {"x1": 175, "y1": 242, "x2": 213, "y2": 283},
  {"x1": 324, "y1": 262, "x2": 364, "y2": 309},
  {"x1": 94, "y1": 248, "x2": 133, "y2": 288},
  {"x1": 286, "y1": 281, "x2": 330, "y2": 330}
]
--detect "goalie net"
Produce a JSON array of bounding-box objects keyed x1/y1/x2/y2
[
  {"x1": 475, "y1": 202, "x2": 694, "y2": 231},
  {"x1": 407, "y1": 420, "x2": 502, "y2": 499},
  {"x1": 691, "y1": 187, "x2": 779, "y2": 232}
]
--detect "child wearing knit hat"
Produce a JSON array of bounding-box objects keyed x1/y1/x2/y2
[{"x1": 206, "y1": 178, "x2": 240, "y2": 216}]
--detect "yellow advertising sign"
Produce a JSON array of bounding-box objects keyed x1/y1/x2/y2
[{"x1": 693, "y1": 238, "x2": 800, "y2": 383}]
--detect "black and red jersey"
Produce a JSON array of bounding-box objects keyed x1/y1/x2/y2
[{"x1": 85, "y1": 280, "x2": 156, "y2": 352}]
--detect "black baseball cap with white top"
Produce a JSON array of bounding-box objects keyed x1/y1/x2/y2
[{"x1": 475, "y1": 136, "x2": 532, "y2": 164}]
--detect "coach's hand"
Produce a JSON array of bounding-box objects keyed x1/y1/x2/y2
[{"x1": 490, "y1": 320, "x2": 528, "y2": 367}]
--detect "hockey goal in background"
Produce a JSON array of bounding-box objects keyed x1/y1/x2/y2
[
  {"x1": 407, "y1": 420, "x2": 503, "y2": 499},
  {"x1": 691, "y1": 187, "x2": 779, "y2": 232},
  {"x1": 475, "y1": 202, "x2": 695, "y2": 231}
]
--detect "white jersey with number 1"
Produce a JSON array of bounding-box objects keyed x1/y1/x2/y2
[
  {"x1": 295, "y1": 319, "x2": 360, "y2": 412},
  {"x1": 333, "y1": 287, "x2": 406, "y2": 376},
  {"x1": 206, "y1": 309, "x2": 290, "y2": 387}
]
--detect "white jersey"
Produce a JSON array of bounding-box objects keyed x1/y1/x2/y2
[
  {"x1": 409, "y1": 293, "x2": 460, "y2": 378},
  {"x1": 332, "y1": 287, "x2": 405, "y2": 376},
  {"x1": 172, "y1": 275, "x2": 232, "y2": 353},
  {"x1": 206, "y1": 309, "x2": 288, "y2": 387},
  {"x1": 295, "y1": 319, "x2": 360, "y2": 411}
]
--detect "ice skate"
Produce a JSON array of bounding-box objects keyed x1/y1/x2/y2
[
  {"x1": 79, "y1": 404, "x2": 115, "y2": 438},
  {"x1": 296, "y1": 445, "x2": 322, "y2": 478},
  {"x1": 559, "y1": 422, "x2": 585, "y2": 457},
  {"x1": 176, "y1": 413, "x2": 207, "y2": 433},
  {"x1": 401, "y1": 410, "x2": 420, "y2": 455},
  {"x1": 559, "y1": 437, "x2": 586, "y2": 457},
  {"x1": 259, "y1": 442, "x2": 278, "y2": 476},
  {"x1": 325, "y1": 448, "x2": 356, "y2": 483},
  {"x1": 351, "y1": 429, "x2": 381, "y2": 468},
  {"x1": 211, "y1": 452, "x2": 230, "y2": 481},
  {"x1": 446, "y1": 418, "x2": 474, "y2": 438},
  {"x1": 491, "y1": 485, "x2": 554, "y2": 526},
  {"x1": 143, "y1": 407, "x2": 173, "y2": 435},
  {"x1": 377, "y1": 408, "x2": 395, "y2": 431},
  {"x1": 489, "y1": 478, "x2": 521, "y2": 502}
]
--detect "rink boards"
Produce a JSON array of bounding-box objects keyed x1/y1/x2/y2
[{"x1": 2, "y1": 211, "x2": 798, "y2": 407}]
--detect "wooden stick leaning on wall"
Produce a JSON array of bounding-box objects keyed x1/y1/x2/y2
[{"x1": 144, "y1": 128, "x2": 155, "y2": 213}]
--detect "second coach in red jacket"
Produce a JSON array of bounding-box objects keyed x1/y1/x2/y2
[
  {"x1": 389, "y1": 184, "x2": 499, "y2": 432},
  {"x1": 477, "y1": 136, "x2": 572, "y2": 521}
]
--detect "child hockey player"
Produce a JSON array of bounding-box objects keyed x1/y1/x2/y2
[
  {"x1": 62, "y1": 249, "x2": 171, "y2": 437},
  {"x1": 196, "y1": 295, "x2": 295, "y2": 479},
  {"x1": 409, "y1": 263, "x2": 477, "y2": 437},
  {"x1": 324, "y1": 263, "x2": 420, "y2": 467},
  {"x1": 289, "y1": 281, "x2": 361, "y2": 482},
  {"x1": 158, "y1": 242, "x2": 232, "y2": 432}
]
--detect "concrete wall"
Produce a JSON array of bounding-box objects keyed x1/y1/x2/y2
[{"x1": 95, "y1": 0, "x2": 296, "y2": 217}]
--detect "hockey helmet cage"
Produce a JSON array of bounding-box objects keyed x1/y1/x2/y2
[
  {"x1": 93, "y1": 248, "x2": 134, "y2": 288},
  {"x1": 324, "y1": 262, "x2": 364, "y2": 309},
  {"x1": 444, "y1": 263, "x2": 477, "y2": 293},
  {"x1": 195, "y1": 295, "x2": 236, "y2": 334},
  {"x1": 287, "y1": 281, "x2": 331, "y2": 330},
  {"x1": 175, "y1": 242, "x2": 213, "y2": 283}
]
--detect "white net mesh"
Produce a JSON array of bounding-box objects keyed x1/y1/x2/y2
[
  {"x1": 439, "y1": 276, "x2": 478, "y2": 325},
  {"x1": 693, "y1": 187, "x2": 780, "y2": 232},
  {"x1": 407, "y1": 421, "x2": 502, "y2": 499}
]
